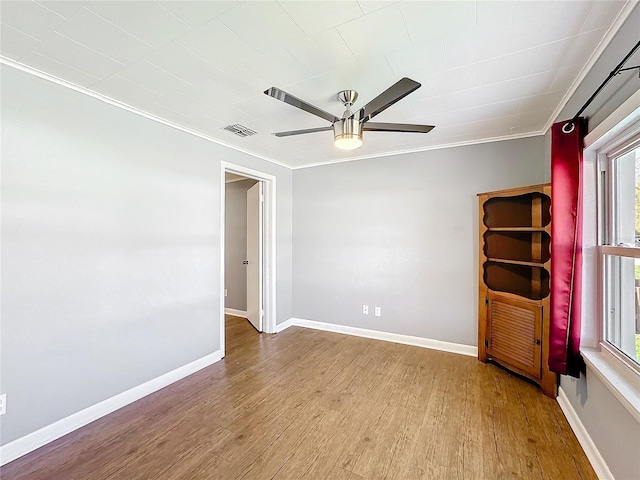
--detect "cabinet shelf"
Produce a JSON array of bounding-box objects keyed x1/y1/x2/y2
[
  {"x1": 486, "y1": 227, "x2": 548, "y2": 232},
  {"x1": 484, "y1": 230, "x2": 550, "y2": 264},
  {"x1": 483, "y1": 192, "x2": 551, "y2": 228},
  {"x1": 483, "y1": 261, "x2": 549, "y2": 300},
  {"x1": 486, "y1": 257, "x2": 547, "y2": 267}
]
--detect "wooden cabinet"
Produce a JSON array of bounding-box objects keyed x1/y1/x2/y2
[{"x1": 478, "y1": 184, "x2": 557, "y2": 397}]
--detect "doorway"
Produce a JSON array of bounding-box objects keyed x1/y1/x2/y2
[{"x1": 220, "y1": 162, "x2": 276, "y2": 357}]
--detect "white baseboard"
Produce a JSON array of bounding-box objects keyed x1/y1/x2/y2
[
  {"x1": 557, "y1": 387, "x2": 613, "y2": 480},
  {"x1": 290, "y1": 318, "x2": 477, "y2": 357},
  {"x1": 275, "y1": 318, "x2": 294, "y2": 333},
  {"x1": 224, "y1": 308, "x2": 247, "y2": 318},
  {"x1": 0, "y1": 350, "x2": 223, "y2": 466}
]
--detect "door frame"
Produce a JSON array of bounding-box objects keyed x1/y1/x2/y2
[
  {"x1": 220, "y1": 161, "x2": 277, "y2": 357},
  {"x1": 245, "y1": 181, "x2": 263, "y2": 332}
]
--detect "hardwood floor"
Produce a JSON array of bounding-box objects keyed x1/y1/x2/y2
[{"x1": 2, "y1": 315, "x2": 595, "y2": 479}]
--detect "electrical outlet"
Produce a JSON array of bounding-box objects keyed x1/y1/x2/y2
[
  {"x1": 0, "y1": 394, "x2": 6, "y2": 416},
  {"x1": 362, "y1": 305, "x2": 369, "y2": 315},
  {"x1": 374, "y1": 307, "x2": 381, "y2": 317},
  {"x1": 224, "y1": 289, "x2": 228, "y2": 297}
]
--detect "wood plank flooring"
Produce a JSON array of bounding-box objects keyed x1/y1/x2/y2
[{"x1": 1, "y1": 316, "x2": 596, "y2": 479}]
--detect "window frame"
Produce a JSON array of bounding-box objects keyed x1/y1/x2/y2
[
  {"x1": 581, "y1": 90, "x2": 640, "y2": 422},
  {"x1": 600, "y1": 135, "x2": 640, "y2": 372}
]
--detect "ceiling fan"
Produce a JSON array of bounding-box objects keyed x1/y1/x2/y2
[{"x1": 264, "y1": 77, "x2": 434, "y2": 151}]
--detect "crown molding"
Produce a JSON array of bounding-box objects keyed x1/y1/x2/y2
[
  {"x1": 290, "y1": 130, "x2": 544, "y2": 170},
  {"x1": 543, "y1": 0, "x2": 639, "y2": 132},
  {"x1": 0, "y1": 57, "x2": 293, "y2": 170},
  {"x1": 3, "y1": 44, "x2": 625, "y2": 172}
]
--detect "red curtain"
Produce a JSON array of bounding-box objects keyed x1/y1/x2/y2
[{"x1": 549, "y1": 118, "x2": 584, "y2": 377}]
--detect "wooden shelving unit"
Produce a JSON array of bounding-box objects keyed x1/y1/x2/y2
[{"x1": 478, "y1": 184, "x2": 557, "y2": 397}]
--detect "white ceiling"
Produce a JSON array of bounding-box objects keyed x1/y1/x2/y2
[{"x1": 0, "y1": 1, "x2": 633, "y2": 168}]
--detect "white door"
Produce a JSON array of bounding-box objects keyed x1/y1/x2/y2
[{"x1": 246, "y1": 182, "x2": 263, "y2": 332}]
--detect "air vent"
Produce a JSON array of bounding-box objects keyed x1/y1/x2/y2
[{"x1": 223, "y1": 124, "x2": 257, "y2": 137}]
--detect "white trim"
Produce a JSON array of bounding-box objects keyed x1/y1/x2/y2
[
  {"x1": 290, "y1": 318, "x2": 477, "y2": 357},
  {"x1": 275, "y1": 318, "x2": 295, "y2": 333},
  {"x1": 601, "y1": 244, "x2": 640, "y2": 258},
  {"x1": 224, "y1": 308, "x2": 247, "y2": 318},
  {"x1": 220, "y1": 162, "x2": 277, "y2": 360},
  {"x1": 584, "y1": 90, "x2": 640, "y2": 150},
  {"x1": 0, "y1": 350, "x2": 223, "y2": 466},
  {"x1": 543, "y1": 1, "x2": 639, "y2": 132},
  {"x1": 0, "y1": 58, "x2": 291, "y2": 171},
  {"x1": 0, "y1": 58, "x2": 549, "y2": 171},
  {"x1": 581, "y1": 347, "x2": 640, "y2": 423},
  {"x1": 557, "y1": 387, "x2": 614, "y2": 480},
  {"x1": 291, "y1": 131, "x2": 542, "y2": 170}
]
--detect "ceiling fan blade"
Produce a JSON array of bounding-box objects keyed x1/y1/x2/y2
[
  {"x1": 354, "y1": 78, "x2": 421, "y2": 123},
  {"x1": 265, "y1": 87, "x2": 339, "y2": 124},
  {"x1": 363, "y1": 122, "x2": 434, "y2": 133},
  {"x1": 273, "y1": 126, "x2": 334, "y2": 137}
]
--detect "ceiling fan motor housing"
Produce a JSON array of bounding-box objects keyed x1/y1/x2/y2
[{"x1": 333, "y1": 117, "x2": 363, "y2": 150}]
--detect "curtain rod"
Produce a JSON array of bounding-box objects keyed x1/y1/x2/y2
[{"x1": 563, "y1": 40, "x2": 640, "y2": 134}]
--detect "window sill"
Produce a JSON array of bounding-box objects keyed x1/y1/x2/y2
[{"x1": 580, "y1": 346, "x2": 640, "y2": 423}]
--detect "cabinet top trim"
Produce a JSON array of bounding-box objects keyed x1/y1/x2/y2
[{"x1": 477, "y1": 183, "x2": 551, "y2": 197}]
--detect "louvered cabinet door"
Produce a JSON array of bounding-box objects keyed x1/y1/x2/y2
[{"x1": 486, "y1": 293, "x2": 542, "y2": 379}]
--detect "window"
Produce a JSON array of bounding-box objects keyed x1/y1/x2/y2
[
  {"x1": 602, "y1": 141, "x2": 640, "y2": 368},
  {"x1": 582, "y1": 91, "x2": 640, "y2": 418}
]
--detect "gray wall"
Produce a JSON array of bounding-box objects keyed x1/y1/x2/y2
[
  {"x1": 549, "y1": 5, "x2": 640, "y2": 479},
  {"x1": 562, "y1": 374, "x2": 640, "y2": 480},
  {"x1": 225, "y1": 179, "x2": 257, "y2": 311},
  {"x1": 293, "y1": 136, "x2": 546, "y2": 345},
  {"x1": 0, "y1": 65, "x2": 292, "y2": 445}
]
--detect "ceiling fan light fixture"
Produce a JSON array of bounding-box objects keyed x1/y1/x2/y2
[
  {"x1": 333, "y1": 117, "x2": 363, "y2": 150},
  {"x1": 334, "y1": 133, "x2": 363, "y2": 150}
]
